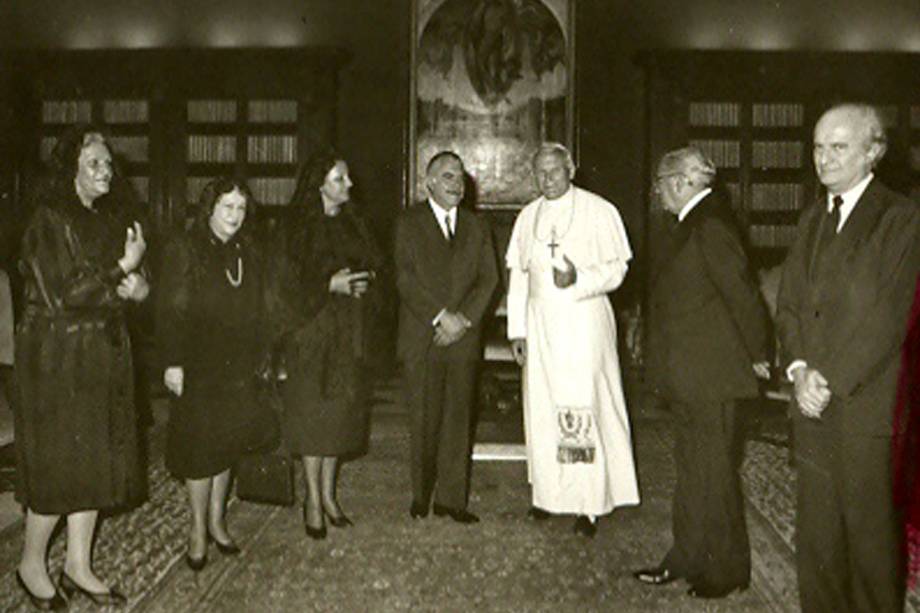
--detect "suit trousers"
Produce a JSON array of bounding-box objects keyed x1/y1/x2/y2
[
  {"x1": 404, "y1": 354, "x2": 476, "y2": 510},
  {"x1": 663, "y1": 399, "x2": 750, "y2": 589},
  {"x1": 794, "y1": 418, "x2": 905, "y2": 613}
]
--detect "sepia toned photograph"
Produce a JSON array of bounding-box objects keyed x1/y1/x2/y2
[{"x1": 0, "y1": 1, "x2": 918, "y2": 611}]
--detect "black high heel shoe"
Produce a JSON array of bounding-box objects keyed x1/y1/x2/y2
[
  {"x1": 185, "y1": 552, "x2": 207, "y2": 572},
  {"x1": 208, "y1": 533, "x2": 241, "y2": 556},
  {"x1": 59, "y1": 571, "x2": 127, "y2": 607},
  {"x1": 325, "y1": 509, "x2": 354, "y2": 528},
  {"x1": 14, "y1": 570, "x2": 67, "y2": 611},
  {"x1": 302, "y1": 503, "x2": 327, "y2": 540}
]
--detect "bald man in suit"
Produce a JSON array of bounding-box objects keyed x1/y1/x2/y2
[
  {"x1": 395, "y1": 151, "x2": 497, "y2": 524},
  {"x1": 776, "y1": 103, "x2": 920, "y2": 612}
]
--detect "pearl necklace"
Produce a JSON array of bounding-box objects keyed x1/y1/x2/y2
[{"x1": 225, "y1": 257, "x2": 243, "y2": 288}]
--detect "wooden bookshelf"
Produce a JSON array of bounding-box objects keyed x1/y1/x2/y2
[
  {"x1": 181, "y1": 98, "x2": 299, "y2": 217},
  {"x1": 639, "y1": 51, "x2": 920, "y2": 272},
  {"x1": 36, "y1": 97, "x2": 154, "y2": 213},
  {"x1": 6, "y1": 48, "x2": 348, "y2": 232}
]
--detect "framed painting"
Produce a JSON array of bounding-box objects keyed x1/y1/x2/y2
[{"x1": 408, "y1": 0, "x2": 576, "y2": 210}]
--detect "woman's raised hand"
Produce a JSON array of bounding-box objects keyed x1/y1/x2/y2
[
  {"x1": 164, "y1": 366, "x2": 184, "y2": 397},
  {"x1": 119, "y1": 222, "x2": 146, "y2": 273},
  {"x1": 329, "y1": 268, "x2": 372, "y2": 298}
]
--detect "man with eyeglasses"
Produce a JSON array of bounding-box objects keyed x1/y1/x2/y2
[
  {"x1": 776, "y1": 103, "x2": 920, "y2": 612},
  {"x1": 635, "y1": 146, "x2": 770, "y2": 599}
]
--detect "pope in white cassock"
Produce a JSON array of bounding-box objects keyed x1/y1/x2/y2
[{"x1": 506, "y1": 143, "x2": 640, "y2": 538}]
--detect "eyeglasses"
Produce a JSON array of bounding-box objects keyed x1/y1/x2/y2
[{"x1": 652, "y1": 172, "x2": 684, "y2": 193}]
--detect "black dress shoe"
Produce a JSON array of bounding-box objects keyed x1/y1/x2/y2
[
  {"x1": 14, "y1": 570, "x2": 67, "y2": 611},
  {"x1": 409, "y1": 501, "x2": 429, "y2": 519},
  {"x1": 633, "y1": 566, "x2": 680, "y2": 585},
  {"x1": 302, "y1": 504, "x2": 327, "y2": 540},
  {"x1": 687, "y1": 582, "x2": 748, "y2": 599},
  {"x1": 59, "y1": 571, "x2": 127, "y2": 606},
  {"x1": 573, "y1": 515, "x2": 597, "y2": 538},
  {"x1": 526, "y1": 506, "x2": 551, "y2": 520},
  {"x1": 211, "y1": 537, "x2": 241, "y2": 556},
  {"x1": 432, "y1": 504, "x2": 479, "y2": 524},
  {"x1": 185, "y1": 553, "x2": 208, "y2": 572},
  {"x1": 325, "y1": 511, "x2": 354, "y2": 528}
]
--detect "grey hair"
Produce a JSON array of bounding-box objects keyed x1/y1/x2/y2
[
  {"x1": 821, "y1": 103, "x2": 888, "y2": 166},
  {"x1": 532, "y1": 142, "x2": 576, "y2": 178},
  {"x1": 657, "y1": 146, "x2": 717, "y2": 187}
]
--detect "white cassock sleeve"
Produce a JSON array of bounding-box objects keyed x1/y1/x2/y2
[
  {"x1": 571, "y1": 258, "x2": 629, "y2": 301},
  {"x1": 570, "y1": 198, "x2": 633, "y2": 301},
  {"x1": 505, "y1": 212, "x2": 529, "y2": 340}
]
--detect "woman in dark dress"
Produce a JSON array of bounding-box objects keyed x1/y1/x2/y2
[
  {"x1": 158, "y1": 178, "x2": 277, "y2": 570},
  {"x1": 15, "y1": 125, "x2": 148, "y2": 608},
  {"x1": 283, "y1": 150, "x2": 387, "y2": 539}
]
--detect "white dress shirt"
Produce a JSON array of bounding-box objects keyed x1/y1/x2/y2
[
  {"x1": 786, "y1": 173, "x2": 874, "y2": 380},
  {"x1": 677, "y1": 187, "x2": 713, "y2": 223},
  {"x1": 428, "y1": 198, "x2": 457, "y2": 240},
  {"x1": 826, "y1": 172, "x2": 873, "y2": 233}
]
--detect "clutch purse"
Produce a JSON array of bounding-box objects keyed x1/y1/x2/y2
[{"x1": 236, "y1": 451, "x2": 295, "y2": 507}]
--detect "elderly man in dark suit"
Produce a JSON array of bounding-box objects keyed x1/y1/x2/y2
[
  {"x1": 394, "y1": 151, "x2": 498, "y2": 524},
  {"x1": 776, "y1": 103, "x2": 920, "y2": 612},
  {"x1": 635, "y1": 146, "x2": 770, "y2": 599}
]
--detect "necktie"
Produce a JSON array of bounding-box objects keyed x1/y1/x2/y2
[
  {"x1": 829, "y1": 195, "x2": 842, "y2": 235},
  {"x1": 444, "y1": 213, "x2": 454, "y2": 241}
]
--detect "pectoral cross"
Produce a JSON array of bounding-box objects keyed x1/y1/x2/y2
[{"x1": 548, "y1": 228, "x2": 559, "y2": 258}]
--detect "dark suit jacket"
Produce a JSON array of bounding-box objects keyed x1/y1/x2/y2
[
  {"x1": 776, "y1": 178, "x2": 920, "y2": 435},
  {"x1": 648, "y1": 191, "x2": 770, "y2": 413},
  {"x1": 394, "y1": 202, "x2": 498, "y2": 363}
]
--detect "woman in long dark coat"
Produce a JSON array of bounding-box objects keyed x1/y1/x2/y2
[
  {"x1": 15, "y1": 125, "x2": 148, "y2": 608},
  {"x1": 158, "y1": 178, "x2": 278, "y2": 570},
  {"x1": 282, "y1": 149, "x2": 387, "y2": 539}
]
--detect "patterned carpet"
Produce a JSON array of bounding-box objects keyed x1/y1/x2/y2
[{"x1": 0, "y1": 388, "x2": 913, "y2": 612}]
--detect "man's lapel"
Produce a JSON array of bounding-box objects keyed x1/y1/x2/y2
[
  {"x1": 833, "y1": 179, "x2": 885, "y2": 256},
  {"x1": 420, "y1": 202, "x2": 452, "y2": 251}
]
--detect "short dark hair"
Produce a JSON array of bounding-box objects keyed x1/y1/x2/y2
[
  {"x1": 426, "y1": 150, "x2": 463, "y2": 176},
  {"x1": 194, "y1": 177, "x2": 256, "y2": 231}
]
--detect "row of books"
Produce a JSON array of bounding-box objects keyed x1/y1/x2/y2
[
  {"x1": 248, "y1": 100, "x2": 298, "y2": 123},
  {"x1": 752, "y1": 103, "x2": 803, "y2": 128},
  {"x1": 187, "y1": 99, "x2": 299, "y2": 124},
  {"x1": 249, "y1": 177, "x2": 297, "y2": 206},
  {"x1": 187, "y1": 135, "x2": 237, "y2": 163},
  {"x1": 689, "y1": 139, "x2": 741, "y2": 168},
  {"x1": 187, "y1": 100, "x2": 237, "y2": 123},
  {"x1": 749, "y1": 224, "x2": 798, "y2": 248},
  {"x1": 247, "y1": 135, "x2": 297, "y2": 164},
  {"x1": 750, "y1": 183, "x2": 805, "y2": 211},
  {"x1": 724, "y1": 183, "x2": 742, "y2": 208},
  {"x1": 751, "y1": 141, "x2": 804, "y2": 169},
  {"x1": 184, "y1": 177, "x2": 296, "y2": 206},
  {"x1": 127, "y1": 176, "x2": 149, "y2": 202},
  {"x1": 186, "y1": 177, "x2": 211, "y2": 204},
  {"x1": 689, "y1": 102, "x2": 740, "y2": 127},
  {"x1": 42, "y1": 100, "x2": 92, "y2": 124},
  {"x1": 108, "y1": 136, "x2": 149, "y2": 163},
  {"x1": 103, "y1": 100, "x2": 149, "y2": 124}
]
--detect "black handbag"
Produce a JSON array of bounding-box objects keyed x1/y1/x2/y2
[
  {"x1": 236, "y1": 450, "x2": 295, "y2": 507},
  {"x1": 236, "y1": 374, "x2": 294, "y2": 507}
]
